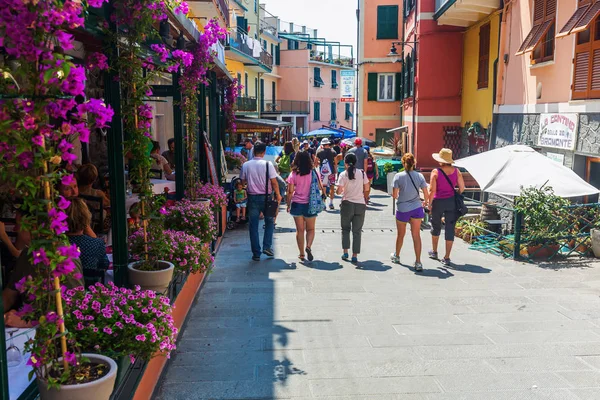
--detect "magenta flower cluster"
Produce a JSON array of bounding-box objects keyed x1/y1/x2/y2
[
  {"x1": 161, "y1": 230, "x2": 214, "y2": 274},
  {"x1": 164, "y1": 200, "x2": 218, "y2": 243},
  {"x1": 224, "y1": 150, "x2": 247, "y2": 170},
  {"x1": 190, "y1": 183, "x2": 228, "y2": 210},
  {"x1": 223, "y1": 78, "x2": 244, "y2": 136},
  {"x1": 63, "y1": 282, "x2": 178, "y2": 361}
]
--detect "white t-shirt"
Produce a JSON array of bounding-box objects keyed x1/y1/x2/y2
[
  {"x1": 336, "y1": 169, "x2": 369, "y2": 204},
  {"x1": 240, "y1": 157, "x2": 277, "y2": 195}
]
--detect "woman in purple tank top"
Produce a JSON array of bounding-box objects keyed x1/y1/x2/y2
[{"x1": 427, "y1": 149, "x2": 465, "y2": 266}]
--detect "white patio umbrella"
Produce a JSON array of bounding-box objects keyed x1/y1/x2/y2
[{"x1": 454, "y1": 145, "x2": 599, "y2": 198}]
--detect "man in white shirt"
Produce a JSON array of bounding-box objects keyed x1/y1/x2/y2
[{"x1": 241, "y1": 142, "x2": 282, "y2": 261}]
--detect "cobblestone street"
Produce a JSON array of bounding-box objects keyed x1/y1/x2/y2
[{"x1": 158, "y1": 190, "x2": 600, "y2": 399}]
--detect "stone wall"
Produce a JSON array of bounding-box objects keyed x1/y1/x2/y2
[
  {"x1": 577, "y1": 113, "x2": 600, "y2": 155},
  {"x1": 493, "y1": 114, "x2": 540, "y2": 148}
]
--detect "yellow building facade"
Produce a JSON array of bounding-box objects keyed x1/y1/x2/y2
[{"x1": 460, "y1": 12, "x2": 500, "y2": 129}]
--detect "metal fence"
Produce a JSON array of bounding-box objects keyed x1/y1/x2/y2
[
  {"x1": 464, "y1": 201, "x2": 600, "y2": 262},
  {"x1": 263, "y1": 100, "x2": 310, "y2": 114}
]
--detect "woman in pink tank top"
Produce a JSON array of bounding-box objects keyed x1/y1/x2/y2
[{"x1": 427, "y1": 149, "x2": 465, "y2": 266}]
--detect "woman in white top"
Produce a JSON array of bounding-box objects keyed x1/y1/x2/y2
[{"x1": 336, "y1": 153, "x2": 370, "y2": 264}]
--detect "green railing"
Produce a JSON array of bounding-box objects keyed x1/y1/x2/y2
[{"x1": 460, "y1": 201, "x2": 600, "y2": 262}]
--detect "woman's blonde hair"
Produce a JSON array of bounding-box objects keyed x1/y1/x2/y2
[
  {"x1": 291, "y1": 137, "x2": 300, "y2": 153},
  {"x1": 67, "y1": 198, "x2": 92, "y2": 233},
  {"x1": 402, "y1": 153, "x2": 416, "y2": 171}
]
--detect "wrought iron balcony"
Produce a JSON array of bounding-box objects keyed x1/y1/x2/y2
[
  {"x1": 262, "y1": 100, "x2": 310, "y2": 115},
  {"x1": 236, "y1": 97, "x2": 257, "y2": 112}
]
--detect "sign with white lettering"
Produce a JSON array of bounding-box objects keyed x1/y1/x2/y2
[
  {"x1": 538, "y1": 113, "x2": 578, "y2": 151},
  {"x1": 340, "y1": 70, "x2": 355, "y2": 103}
]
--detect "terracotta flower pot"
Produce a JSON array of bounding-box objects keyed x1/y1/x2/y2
[
  {"x1": 128, "y1": 261, "x2": 174, "y2": 293},
  {"x1": 526, "y1": 244, "x2": 560, "y2": 259},
  {"x1": 37, "y1": 353, "x2": 117, "y2": 400}
]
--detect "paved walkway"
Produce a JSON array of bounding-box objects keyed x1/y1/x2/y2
[{"x1": 157, "y1": 190, "x2": 600, "y2": 399}]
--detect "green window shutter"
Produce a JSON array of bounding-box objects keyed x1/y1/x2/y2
[
  {"x1": 367, "y1": 72, "x2": 378, "y2": 101},
  {"x1": 403, "y1": 59, "x2": 409, "y2": 99},
  {"x1": 331, "y1": 102, "x2": 337, "y2": 120},
  {"x1": 377, "y1": 5, "x2": 398, "y2": 40},
  {"x1": 275, "y1": 45, "x2": 280, "y2": 65},
  {"x1": 332, "y1": 70, "x2": 337, "y2": 88},
  {"x1": 409, "y1": 51, "x2": 415, "y2": 96},
  {"x1": 314, "y1": 67, "x2": 321, "y2": 87},
  {"x1": 395, "y1": 72, "x2": 402, "y2": 101},
  {"x1": 314, "y1": 102, "x2": 320, "y2": 121},
  {"x1": 345, "y1": 103, "x2": 351, "y2": 120}
]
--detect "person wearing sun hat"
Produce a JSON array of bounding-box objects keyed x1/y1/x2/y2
[{"x1": 428, "y1": 148, "x2": 465, "y2": 266}]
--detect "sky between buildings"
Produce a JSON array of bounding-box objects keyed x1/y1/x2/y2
[{"x1": 260, "y1": 0, "x2": 358, "y2": 58}]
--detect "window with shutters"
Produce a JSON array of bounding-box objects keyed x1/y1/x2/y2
[
  {"x1": 314, "y1": 102, "x2": 321, "y2": 121},
  {"x1": 377, "y1": 5, "x2": 399, "y2": 40},
  {"x1": 332, "y1": 70, "x2": 338, "y2": 89},
  {"x1": 331, "y1": 102, "x2": 337, "y2": 121},
  {"x1": 558, "y1": 0, "x2": 600, "y2": 38},
  {"x1": 572, "y1": 14, "x2": 600, "y2": 99},
  {"x1": 516, "y1": 0, "x2": 556, "y2": 64},
  {"x1": 314, "y1": 68, "x2": 324, "y2": 87},
  {"x1": 403, "y1": 0, "x2": 415, "y2": 17},
  {"x1": 478, "y1": 23, "x2": 491, "y2": 89},
  {"x1": 345, "y1": 103, "x2": 352, "y2": 120},
  {"x1": 377, "y1": 73, "x2": 395, "y2": 101}
]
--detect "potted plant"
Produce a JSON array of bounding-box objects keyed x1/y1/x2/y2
[
  {"x1": 164, "y1": 200, "x2": 217, "y2": 243},
  {"x1": 162, "y1": 230, "x2": 214, "y2": 274},
  {"x1": 128, "y1": 227, "x2": 174, "y2": 293},
  {"x1": 384, "y1": 162, "x2": 399, "y2": 195},
  {"x1": 188, "y1": 183, "x2": 228, "y2": 233},
  {"x1": 225, "y1": 150, "x2": 247, "y2": 172},
  {"x1": 62, "y1": 283, "x2": 177, "y2": 374},
  {"x1": 514, "y1": 186, "x2": 570, "y2": 259}
]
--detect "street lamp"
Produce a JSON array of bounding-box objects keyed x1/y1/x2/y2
[{"x1": 387, "y1": 43, "x2": 401, "y2": 63}]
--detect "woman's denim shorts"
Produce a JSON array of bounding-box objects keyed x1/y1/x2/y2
[{"x1": 290, "y1": 202, "x2": 317, "y2": 218}]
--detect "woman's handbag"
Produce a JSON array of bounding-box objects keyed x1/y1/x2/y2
[
  {"x1": 308, "y1": 170, "x2": 324, "y2": 215},
  {"x1": 438, "y1": 168, "x2": 468, "y2": 217},
  {"x1": 264, "y1": 161, "x2": 279, "y2": 218}
]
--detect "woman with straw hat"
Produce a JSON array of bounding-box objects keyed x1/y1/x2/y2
[{"x1": 428, "y1": 148, "x2": 465, "y2": 266}]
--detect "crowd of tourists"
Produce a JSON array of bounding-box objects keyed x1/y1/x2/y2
[{"x1": 239, "y1": 137, "x2": 465, "y2": 269}]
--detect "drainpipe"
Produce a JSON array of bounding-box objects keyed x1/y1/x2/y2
[
  {"x1": 491, "y1": 4, "x2": 504, "y2": 151},
  {"x1": 411, "y1": 0, "x2": 418, "y2": 154},
  {"x1": 400, "y1": 0, "x2": 406, "y2": 152},
  {"x1": 258, "y1": 71, "x2": 263, "y2": 119},
  {"x1": 356, "y1": 0, "x2": 360, "y2": 132}
]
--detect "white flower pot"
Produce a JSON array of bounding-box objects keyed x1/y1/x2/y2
[
  {"x1": 386, "y1": 172, "x2": 397, "y2": 195},
  {"x1": 128, "y1": 260, "x2": 174, "y2": 293},
  {"x1": 591, "y1": 229, "x2": 600, "y2": 258},
  {"x1": 37, "y1": 353, "x2": 117, "y2": 400}
]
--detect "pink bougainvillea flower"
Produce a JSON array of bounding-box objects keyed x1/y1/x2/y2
[
  {"x1": 62, "y1": 151, "x2": 78, "y2": 165},
  {"x1": 31, "y1": 135, "x2": 44, "y2": 146},
  {"x1": 87, "y1": 0, "x2": 108, "y2": 7},
  {"x1": 17, "y1": 152, "x2": 34, "y2": 168},
  {"x1": 61, "y1": 174, "x2": 76, "y2": 186},
  {"x1": 64, "y1": 351, "x2": 77, "y2": 366},
  {"x1": 55, "y1": 258, "x2": 76, "y2": 277},
  {"x1": 85, "y1": 52, "x2": 109, "y2": 71},
  {"x1": 55, "y1": 31, "x2": 74, "y2": 51},
  {"x1": 33, "y1": 248, "x2": 50, "y2": 266},
  {"x1": 57, "y1": 243, "x2": 80, "y2": 259},
  {"x1": 27, "y1": 355, "x2": 42, "y2": 368},
  {"x1": 58, "y1": 138, "x2": 74, "y2": 153},
  {"x1": 73, "y1": 123, "x2": 90, "y2": 143},
  {"x1": 57, "y1": 195, "x2": 71, "y2": 210},
  {"x1": 49, "y1": 208, "x2": 69, "y2": 235},
  {"x1": 175, "y1": 1, "x2": 189, "y2": 14},
  {"x1": 22, "y1": 115, "x2": 36, "y2": 130}
]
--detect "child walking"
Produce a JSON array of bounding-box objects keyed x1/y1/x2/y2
[{"x1": 234, "y1": 181, "x2": 247, "y2": 222}]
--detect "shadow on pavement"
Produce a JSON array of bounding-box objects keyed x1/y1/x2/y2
[
  {"x1": 534, "y1": 258, "x2": 596, "y2": 270},
  {"x1": 356, "y1": 260, "x2": 392, "y2": 272},
  {"x1": 302, "y1": 260, "x2": 344, "y2": 271},
  {"x1": 398, "y1": 263, "x2": 455, "y2": 279},
  {"x1": 446, "y1": 263, "x2": 492, "y2": 274}
]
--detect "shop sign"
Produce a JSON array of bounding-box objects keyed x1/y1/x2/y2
[
  {"x1": 340, "y1": 70, "x2": 355, "y2": 103},
  {"x1": 538, "y1": 113, "x2": 578, "y2": 150},
  {"x1": 545, "y1": 152, "x2": 565, "y2": 165}
]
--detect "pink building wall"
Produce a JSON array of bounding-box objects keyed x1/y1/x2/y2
[
  {"x1": 278, "y1": 49, "x2": 310, "y2": 101},
  {"x1": 499, "y1": 0, "x2": 575, "y2": 107},
  {"x1": 308, "y1": 62, "x2": 346, "y2": 132}
]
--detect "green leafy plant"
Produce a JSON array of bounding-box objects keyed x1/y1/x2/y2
[
  {"x1": 514, "y1": 186, "x2": 570, "y2": 246},
  {"x1": 164, "y1": 199, "x2": 217, "y2": 243},
  {"x1": 383, "y1": 162, "x2": 395, "y2": 174}
]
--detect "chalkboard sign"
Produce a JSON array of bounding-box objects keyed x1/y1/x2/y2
[{"x1": 203, "y1": 131, "x2": 218, "y2": 185}]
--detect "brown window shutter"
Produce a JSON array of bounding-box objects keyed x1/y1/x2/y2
[
  {"x1": 533, "y1": 0, "x2": 545, "y2": 24},
  {"x1": 478, "y1": 23, "x2": 491, "y2": 89},
  {"x1": 545, "y1": 0, "x2": 557, "y2": 21},
  {"x1": 571, "y1": 2, "x2": 600, "y2": 34},
  {"x1": 573, "y1": 50, "x2": 591, "y2": 99},
  {"x1": 557, "y1": 5, "x2": 591, "y2": 37}
]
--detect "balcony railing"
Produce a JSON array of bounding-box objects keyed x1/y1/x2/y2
[
  {"x1": 263, "y1": 100, "x2": 310, "y2": 115},
  {"x1": 236, "y1": 96, "x2": 257, "y2": 112},
  {"x1": 310, "y1": 51, "x2": 354, "y2": 67},
  {"x1": 228, "y1": 29, "x2": 273, "y2": 69}
]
